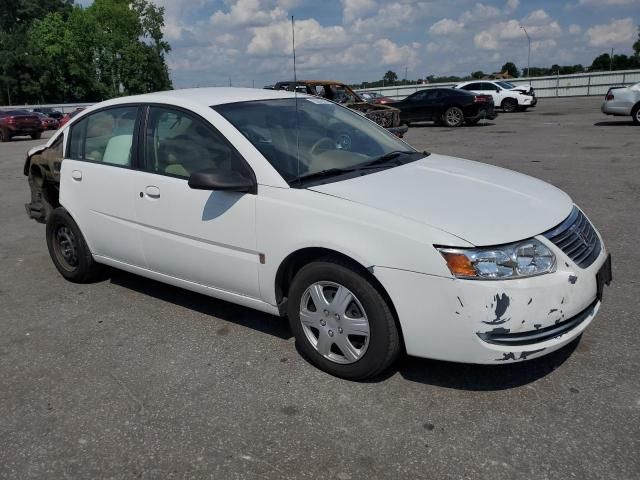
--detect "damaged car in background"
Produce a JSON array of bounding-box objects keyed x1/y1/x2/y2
[
  {"x1": 271, "y1": 80, "x2": 408, "y2": 137},
  {"x1": 24, "y1": 87, "x2": 611, "y2": 380}
]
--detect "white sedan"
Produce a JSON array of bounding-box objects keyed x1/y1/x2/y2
[
  {"x1": 25, "y1": 88, "x2": 611, "y2": 379},
  {"x1": 601, "y1": 82, "x2": 640, "y2": 124},
  {"x1": 455, "y1": 80, "x2": 537, "y2": 112}
]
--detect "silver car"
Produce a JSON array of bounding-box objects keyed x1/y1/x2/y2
[{"x1": 601, "y1": 82, "x2": 640, "y2": 125}]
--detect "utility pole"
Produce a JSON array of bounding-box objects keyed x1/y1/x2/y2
[
  {"x1": 610, "y1": 48, "x2": 614, "y2": 71},
  {"x1": 404, "y1": 66, "x2": 408, "y2": 82},
  {"x1": 520, "y1": 25, "x2": 531, "y2": 78}
]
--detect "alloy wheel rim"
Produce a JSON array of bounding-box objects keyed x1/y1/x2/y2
[
  {"x1": 447, "y1": 109, "x2": 462, "y2": 125},
  {"x1": 299, "y1": 281, "x2": 370, "y2": 364},
  {"x1": 54, "y1": 225, "x2": 79, "y2": 269}
]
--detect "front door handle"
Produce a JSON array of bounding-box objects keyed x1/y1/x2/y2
[
  {"x1": 144, "y1": 186, "x2": 160, "y2": 198},
  {"x1": 71, "y1": 170, "x2": 82, "y2": 181}
]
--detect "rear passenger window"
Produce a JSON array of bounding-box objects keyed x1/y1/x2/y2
[
  {"x1": 144, "y1": 107, "x2": 245, "y2": 179},
  {"x1": 68, "y1": 107, "x2": 138, "y2": 167}
]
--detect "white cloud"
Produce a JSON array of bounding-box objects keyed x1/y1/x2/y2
[
  {"x1": 474, "y1": 16, "x2": 562, "y2": 50},
  {"x1": 210, "y1": 0, "x2": 285, "y2": 28},
  {"x1": 505, "y1": 0, "x2": 519, "y2": 14},
  {"x1": 568, "y1": 24, "x2": 582, "y2": 35},
  {"x1": 523, "y1": 9, "x2": 550, "y2": 24},
  {"x1": 460, "y1": 3, "x2": 501, "y2": 23},
  {"x1": 429, "y1": 18, "x2": 465, "y2": 35},
  {"x1": 586, "y1": 17, "x2": 636, "y2": 47},
  {"x1": 341, "y1": 0, "x2": 378, "y2": 23}
]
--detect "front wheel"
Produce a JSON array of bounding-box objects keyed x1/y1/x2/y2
[
  {"x1": 46, "y1": 208, "x2": 103, "y2": 283},
  {"x1": 443, "y1": 107, "x2": 464, "y2": 127},
  {"x1": 287, "y1": 259, "x2": 400, "y2": 380}
]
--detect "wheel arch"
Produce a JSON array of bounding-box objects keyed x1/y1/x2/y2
[{"x1": 274, "y1": 246, "x2": 405, "y2": 350}]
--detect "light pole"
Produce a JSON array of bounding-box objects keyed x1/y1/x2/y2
[
  {"x1": 520, "y1": 25, "x2": 531, "y2": 78},
  {"x1": 610, "y1": 48, "x2": 614, "y2": 71}
]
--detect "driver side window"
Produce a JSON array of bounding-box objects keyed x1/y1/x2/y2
[{"x1": 144, "y1": 107, "x2": 240, "y2": 179}]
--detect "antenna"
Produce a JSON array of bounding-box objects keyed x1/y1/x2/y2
[{"x1": 292, "y1": 15, "x2": 301, "y2": 180}]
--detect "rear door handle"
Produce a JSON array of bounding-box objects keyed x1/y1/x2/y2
[
  {"x1": 71, "y1": 170, "x2": 82, "y2": 181},
  {"x1": 143, "y1": 186, "x2": 160, "y2": 199}
]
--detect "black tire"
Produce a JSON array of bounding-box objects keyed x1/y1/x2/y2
[
  {"x1": 404, "y1": 121, "x2": 411, "y2": 127},
  {"x1": 46, "y1": 207, "x2": 103, "y2": 283},
  {"x1": 31, "y1": 131, "x2": 42, "y2": 140},
  {"x1": 0, "y1": 128, "x2": 9, "y2": 142},
  {"x1": 502, "y1": 98, "x2": 518, "y2": 113},
  {"x1": 442, "y1": 107, "x2": 464, "y2": 127},
  {"x1": 632, "y1": 104, "x2": 640, "y2": 125},
  {"x1": 287, "y1": 259, "x2": 401, "y2": 380}
]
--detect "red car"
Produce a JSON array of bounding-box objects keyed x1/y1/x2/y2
[
  {"x1": 359, "y1": 91, "x2": 396, "y2": 104},
  {"x1": 33, "y1": 112, "x2": 59, "y2": 130},
  {"x1": 0, "y1": 110, "x2": 44, "y2": 142},
  {"x1": 58, "y1": 108, "x2": 86, "y2": 128}
]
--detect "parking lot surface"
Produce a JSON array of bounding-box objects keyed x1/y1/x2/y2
[{"x1": 1, "y1": 96, "x2": 638, "y2": 479}]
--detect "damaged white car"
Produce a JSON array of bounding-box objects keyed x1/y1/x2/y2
[{"x1": 24, "y1": 88, "x2": 611, "y2": 380}]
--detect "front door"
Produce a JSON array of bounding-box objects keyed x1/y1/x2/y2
[
  {"x1": 133, "y1": 105, "x2": 261, "y2": 298},
  {"x1": 59, "y1": 105, "x2": 146, "y2": 267}
]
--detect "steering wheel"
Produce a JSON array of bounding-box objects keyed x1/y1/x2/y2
[{"x1": 310, "y1": 137, "x2": 335, "y2": 156}]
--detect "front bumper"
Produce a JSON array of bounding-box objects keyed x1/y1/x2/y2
[{"x1": 373, "y1": 239, "x2": 610, "y2": 364}]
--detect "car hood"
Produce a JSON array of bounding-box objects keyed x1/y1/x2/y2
[{"x1": 308, "y1": 154, "x2": 573, "y2": 246}]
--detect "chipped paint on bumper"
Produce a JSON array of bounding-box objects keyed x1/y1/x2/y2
[{"x1": 373, "y1": 239, "x2": 608, "y2": 364}]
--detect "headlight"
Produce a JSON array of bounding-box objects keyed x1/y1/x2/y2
[{"x1": 437, "y1": 238, "x2": 556, "y2": 280}]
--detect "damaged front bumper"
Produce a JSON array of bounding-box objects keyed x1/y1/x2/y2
[{"x1": 373, "y1": 241, "x2": 610, "y2": 364}]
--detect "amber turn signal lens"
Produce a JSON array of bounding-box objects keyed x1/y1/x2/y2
[{"x1": 440, "y1": 252, "x2": 477, "y2": 278}]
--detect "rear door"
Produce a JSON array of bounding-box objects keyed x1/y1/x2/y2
[
  {"x1": 132, "y1": 105, "x2": 260, "y2": 298},
  {"x1": 59, "y1": 105, "x2": 146, "y2": 267}
]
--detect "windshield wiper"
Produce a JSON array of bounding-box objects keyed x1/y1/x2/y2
[
  {"x1": 358, "y1": 150, "x2": 426, "y2": 168},
  {"x1": 289, "y1": 167, "x2": 357, "y2": 185}
]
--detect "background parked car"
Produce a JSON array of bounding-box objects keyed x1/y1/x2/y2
[
  {"x1": 0, "y1": 109, "x2": 44, "y2": 141},
  {"x1": 601, "y1": 82, "x2": 640, "y2": 125},
  {"x1": 33, "y1": 111, "x2": 59, "y2": 130},
  {"x1": 32, "y1": 107, "x2": 63, "y2": 120},
  {"x1": 58, "y1": 108, "x2": 85, "y2": 128},
  {"x1": 359, "y1": 92, "x2": 395, "y2": 105},
  {"x1": 388, "y1": 88, "x2": 497, "y2": 127},
  {"x1": 455, "y1": 80, "x2": 536, "y2": 112}
]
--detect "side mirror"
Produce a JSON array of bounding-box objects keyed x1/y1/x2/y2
[
  {"x1": 188, "y1": 169, "x2": 255, "y2": 194},
  {"x1": 496, "y1": 88, "x2": 501, "y2": 92}
]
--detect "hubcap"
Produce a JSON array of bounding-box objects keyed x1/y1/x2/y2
[
  {"x1": 54, "y1": 225, "x2": 79, "y2": 268},
  {"x1": 299, "y1": 281, "x2": 370, "y2": 364}
]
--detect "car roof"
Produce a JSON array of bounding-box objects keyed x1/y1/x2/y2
[{"x1": 95, "y1": 87, "x2": 300, "y2": 109}]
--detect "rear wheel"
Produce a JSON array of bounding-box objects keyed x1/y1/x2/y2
[
  {"x1": 46, "y1": 208, "x2": 103, "y2": 283},
  {"x1": 31, "y1": 132, "x2": 42, "y2": 140},
  {"x1": 442, "y1": 107, "x2": 464, "y2": 127},
  {"x1": 632, "y1": 104, "x2": 640, "y2": 125},
  {"x1": 502, "y1": 98, "x2": 518, "y2": 113},
  {"x1": 0, "y1": 128, "x2": 9, "y2": 142},
  {"x1": 287, "y1": 259, "x2": 400, "y2": 380}
]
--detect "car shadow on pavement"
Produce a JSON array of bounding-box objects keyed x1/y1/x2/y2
[
  {"x1": 594, "y1": 120, "x2": 636, "y2": 126},
  {"x1": 390, "y1": 337, "x2": 580, "y2": 390},
  {"x1": 108, "y1": 269, "x2": 293, "y2": 340}
]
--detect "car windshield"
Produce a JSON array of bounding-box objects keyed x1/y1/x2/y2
[
  {"x1": 497, "y1": 81, "x2": 516, "y2": 89},
  {"x1": 214, "y1": 98, "x2": 422, "y2": 186}
]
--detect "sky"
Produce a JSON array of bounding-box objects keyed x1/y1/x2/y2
[{"x1": 78, "y1": 0, "x2": 640, "y2": 88}]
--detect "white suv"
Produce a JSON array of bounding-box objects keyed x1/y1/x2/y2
[
  {"x1": 455, "y1": 80, "x2": 537, "y2": 112},
  {"x1": 24, "y1": 88, "x2": 610, "y2": 380}
]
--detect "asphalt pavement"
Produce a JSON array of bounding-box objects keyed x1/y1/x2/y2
[{"x1": 0, "y1": 96, "x2": 638, "y2": 479}]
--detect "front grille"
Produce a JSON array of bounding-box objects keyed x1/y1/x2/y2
[{"x1": 543, "y1": 207, "x2": 601, "y2": 268}]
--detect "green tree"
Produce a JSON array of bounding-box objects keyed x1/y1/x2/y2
[
  {"x1": 383, "y1": 70, "x2": 398, "y2": 85},
  {"x1": 500, "y1": 62, "x2": 519, "y2": 78},
  {"x1": 471, "y1": 70, "x2": 485, "y2": 79},
  {"x1": 634, "y1": 26, "x2": 640, "y2": 57}
]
